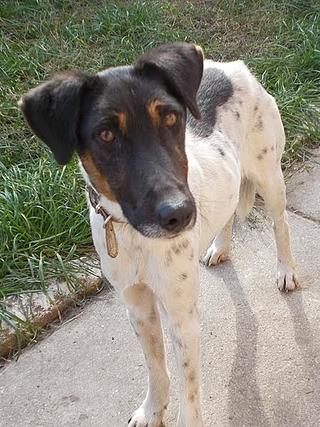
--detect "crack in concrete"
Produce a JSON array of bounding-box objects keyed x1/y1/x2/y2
[{"x1": 287, "y1": 207, "x2": 320, "y2": 225}]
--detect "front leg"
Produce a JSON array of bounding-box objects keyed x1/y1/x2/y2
[
  {"x1": 123, "y1": 283, "x2": 170, "y2": 427},
  {"x1": 161, "y1": 270, "x2": 203, "y2": 427}
]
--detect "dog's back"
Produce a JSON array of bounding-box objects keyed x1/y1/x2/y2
[{"x1": 184, "y1": 59, "x2": 287, "y2": 252}]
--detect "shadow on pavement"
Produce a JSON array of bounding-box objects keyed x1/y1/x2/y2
[{"x1": 222, "y1": 263, "x2": 270, "y2": 427}]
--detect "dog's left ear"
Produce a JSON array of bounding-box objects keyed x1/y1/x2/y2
[{"x1": 135, "y1": 43, "x2": 204, "y2": 119}]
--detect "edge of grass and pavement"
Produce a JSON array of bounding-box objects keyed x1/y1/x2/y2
[{"x1": 0, "y1": 0, "x2": 319, "y2": 358}]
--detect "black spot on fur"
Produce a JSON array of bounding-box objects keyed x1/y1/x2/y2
[
  {"x1": 255, "y1": 115, "x2": 264, "y2": 130},
  {"x1": 254, "y1": 104, "x2": 259, "y2": 112},
  {"x1": 172, "y1": 239, "x2": 189, "y2": 255},
  {"x1": 257, "y1": 153, "x2": 263, "y2": 160},
  {"x1": 262, "y1": 147, "x2": 268, "y2": 154},
  {"x1": 234, "y1": 110, "x2": 240, "y2": 120},
  {"x1": 172, "y1": 243, "x2": 181, "y2": 255},
  {"x1": 218, "y1": 147, "x2": 225, "y2": 157},
  {"x1": 180, "y1": 272, "x2": 188, "y2": 280},
  {"x1": 187, "y1": 67, "x2": 234, "y2": 137}
]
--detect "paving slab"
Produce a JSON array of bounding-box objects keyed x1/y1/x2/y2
[
  {"x1": 1, "y1": 158, "x2": 320, "y2": 427},
  {"x1": 287, "y1": 148, "x2": 320, "y2": 221}
]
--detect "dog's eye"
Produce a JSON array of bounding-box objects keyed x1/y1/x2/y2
[
  {"x1": 164, "y1": 112, "x2": 177, "y2": 128},
  {"x1": 99, "y1": 130, "x2": 115, "y2": 143}
]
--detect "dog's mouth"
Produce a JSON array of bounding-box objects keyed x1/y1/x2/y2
[{"x1": 121, "y1": 194, "x2": 197, "y2": 239}]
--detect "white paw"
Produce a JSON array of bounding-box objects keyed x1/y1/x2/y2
[
  {"x1": 128, "y1": 404, "x2": 165, "y2": 427},
  {"x1": 203, "y1": 244, "x2": 229, "y2": 266},
  {"x1": 277, "y1": 263, "x2": 299, "y2": 292}
]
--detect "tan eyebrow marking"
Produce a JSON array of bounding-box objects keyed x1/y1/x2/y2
[
  {"x1": 113, "y1": 111, "x2": 127, "y2": 134},
  {"x1": 147, "y1": 99, "x2": 166, "y2": 126}
]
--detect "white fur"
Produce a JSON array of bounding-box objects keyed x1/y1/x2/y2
[{"x1": 81, "y1": 59, "x2": 298, "y2": 426}]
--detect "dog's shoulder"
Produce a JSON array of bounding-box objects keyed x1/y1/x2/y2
[{"x1": 188, "y1": 59, "x2": 261, "y2": 135}]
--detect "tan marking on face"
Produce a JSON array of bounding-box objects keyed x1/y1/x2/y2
[
  {"x1": 147, "y1": 99, "x2": 166, "y2": 126},
  {"x1": 173, "y1": 144, "x2": 188, "y2": 178},
  {"x1": 80, "y1": 153, "x2": 116, "y2": 201},
  {"x1": 114, "y1": 111, "x2": 127, "y2": 134}
]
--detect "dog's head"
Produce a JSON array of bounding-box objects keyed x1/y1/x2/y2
[{"x1": 19, "y1": 43, "x2": 203, "y2": 238}]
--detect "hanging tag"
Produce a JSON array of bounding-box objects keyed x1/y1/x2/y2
[{"x1": 104, "y1": 216, "x2": 118, "y2": 258}]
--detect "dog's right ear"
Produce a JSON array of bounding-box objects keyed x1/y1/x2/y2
[{"x1": 19, "y1": 72, "x2": 96, "y2": 165}]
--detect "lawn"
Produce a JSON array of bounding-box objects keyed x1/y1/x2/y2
[{"x1": 0, "y1": 0, "x2": 319, "y2": 329}]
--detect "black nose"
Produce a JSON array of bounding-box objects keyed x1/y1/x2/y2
[{"x1": 157, "y1": 199, "x2": 194, "y2": 232}]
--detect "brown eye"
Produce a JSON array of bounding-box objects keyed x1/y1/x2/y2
[
  {"x1": 100, "y1": 129, "x2": 115, "y2": 143},
  {"x1": 164, "y1": 112, "x2": 177, "y2": 127}
]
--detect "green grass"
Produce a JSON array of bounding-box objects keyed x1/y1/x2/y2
[
  {"x1": 0, "y1": 158, "x2": 92, "y2": 296},
  {"x1": 0, "y1": 0, "x2": 319, "y2": 330}
]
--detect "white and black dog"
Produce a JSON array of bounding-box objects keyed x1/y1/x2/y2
[{"x1": 20, "y1": 43, "x2": 299, "y2": 427}]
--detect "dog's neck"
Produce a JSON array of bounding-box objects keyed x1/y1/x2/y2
[
  {"x1": 85, "y1": 184, "x2": 124, "y2": 224},
  {"x1": 85, "y1": 183, "x2": 124, "y2": 258}
]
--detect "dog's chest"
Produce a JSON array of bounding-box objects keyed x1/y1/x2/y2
[
  {"x1": 90, "y1": 208, "x2": 197, "y2": 293},
  {"x1": 89, "y1": 209, "x2": 144, "y2": 288}
]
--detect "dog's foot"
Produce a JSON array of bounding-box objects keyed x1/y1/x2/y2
[
  {"x1": 277, "y1": 263, "x2": 299, "y2": 292},
  {"x1": 203, "y1": 243, "x2": 229, "y2": 266},
  {"x1": 128, "y1": 404, "x2": 165, "y2": 427}
]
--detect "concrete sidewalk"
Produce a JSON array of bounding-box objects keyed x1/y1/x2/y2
[{"x1": 1, "y1": 151, "x2": 320, "y2": 427}]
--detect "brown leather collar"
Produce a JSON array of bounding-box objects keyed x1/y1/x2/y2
[{"x1": 86, "y1": 184, "x2": 121, "y2": 258}]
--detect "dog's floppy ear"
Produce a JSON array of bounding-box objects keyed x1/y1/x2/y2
[
  {"x1": 135, "y1": 43, "x2": 204, "y2": 119},
  {"x1": 19, "y1": 72, "x2": 95, "y2": 165}
]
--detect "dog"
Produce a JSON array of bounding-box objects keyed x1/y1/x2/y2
[{"x1": 19, "y1": 43, "x2": 299, "y2": 427}]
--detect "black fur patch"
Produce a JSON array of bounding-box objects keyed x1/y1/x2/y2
[{"x1": 187, "y1": 67, "x2": 234, "y2": 137}]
